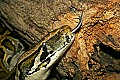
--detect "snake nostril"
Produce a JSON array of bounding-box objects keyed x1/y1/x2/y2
[{"x1": 66, "y1": 35, "x2": 71, "y2": 43}]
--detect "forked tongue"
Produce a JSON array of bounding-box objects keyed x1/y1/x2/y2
[{"x1": 71, "y1": 11, "x2": 83, "y2": 33}]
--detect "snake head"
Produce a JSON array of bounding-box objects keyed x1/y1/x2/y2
[{"x1": 16, "y1": 12, "x2": 83, "y2": 80}]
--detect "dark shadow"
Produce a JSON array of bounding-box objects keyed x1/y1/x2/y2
[{"x1": 99, "y1": 43, "x2": 120, "y2": 59}]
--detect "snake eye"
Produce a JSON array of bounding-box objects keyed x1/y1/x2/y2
[{"x1": 40, "y1": 42, "x2": 49, "y2": 62}]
